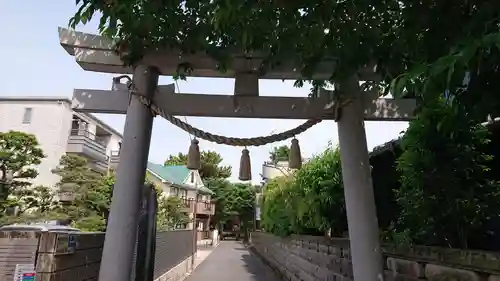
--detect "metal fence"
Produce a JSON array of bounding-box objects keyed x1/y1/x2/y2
[
  {"x1": 130, "y1": 184, "x2": 194, "y2": 281},
  {"x1": 153, "y1": 230, "x2": 193, "y2": 279},
  {"x1": 130, "y1": 230, "x2": 193, "y2": 281}
]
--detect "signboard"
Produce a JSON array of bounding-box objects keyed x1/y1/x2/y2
[
  {"x1": 12, "y1": 264, "x2": 35, "y2": 281},
  {"x1": 55, "y1": 234, "x2": 77, "y2": 255}
]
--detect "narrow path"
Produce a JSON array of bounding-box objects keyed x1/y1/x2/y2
[{"x1": 185, "y1": 241, "x2": 280, "y2": 281}]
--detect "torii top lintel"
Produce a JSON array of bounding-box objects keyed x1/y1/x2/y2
[
  {"x1": 58, "y1": 27, "x2": 378, "y2": 81},
  {"x1": 59, "y1": 27, "x2": 415, "y2": 121}
]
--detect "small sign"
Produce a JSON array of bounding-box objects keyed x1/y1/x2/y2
[
  {"x1": 68, "y1": 235, "x2": 77, "y2": 251},
  {"x1": 12, "y1": 264, "x2": 35, "y2": 281},
  {"x1": 55, "y1": 234, "x2": 77, "y2": 255}
]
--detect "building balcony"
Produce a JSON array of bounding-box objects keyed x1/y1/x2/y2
[
  {"x1": 67, "y1": 129, "x2": 108, "y2": 172},
  {"x1": 109, "y1": 150, "x2": 120, "y2": 169},
  {"x1": 196, "y1": 201, "x2": 215, "y2": 215},
  {"x1": 179, "y1": 198, "x2": 215, "y2": 215},
  {"x1": 88, "y1": 160, "x2": 109, "y2": 173}
]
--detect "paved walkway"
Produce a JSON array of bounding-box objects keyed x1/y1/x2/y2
[{"x1": 185, "y1": 241, "x2": 280, "y2": 281}]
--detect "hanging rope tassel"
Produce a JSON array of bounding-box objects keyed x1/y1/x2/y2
[
  {"x1": 239, "y1": 148, "x2": 252, "y2": 181},
  {"x1": 187, "y1": 139, "x2": 201, "y2": 170},
  {"x1": 289, "y1": 138, "x2": 302, "y2": 169}
]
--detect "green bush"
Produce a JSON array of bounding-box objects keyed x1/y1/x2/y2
[
  {"x1": 261, "y1": 145, "x2": 347, "y2": 237},
  {"x1": 395, "y1": 97, "x2": 500, "y2": 248}
]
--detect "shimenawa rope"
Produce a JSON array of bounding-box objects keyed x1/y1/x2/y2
[{"x1": 114, "y1": 76, "x2": 340, "y2": 147}]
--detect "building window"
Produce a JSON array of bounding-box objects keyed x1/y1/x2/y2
[{"x1": 22, "y1": 108, "x2": 33, "y2": 124}]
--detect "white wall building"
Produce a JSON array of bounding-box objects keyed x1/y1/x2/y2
[
  {"x1": 255, "y1": 160, "x2": 294, "y2": 227},
  {"x1": 0, "y1": 96, "x2": 123, "y2": 188}
]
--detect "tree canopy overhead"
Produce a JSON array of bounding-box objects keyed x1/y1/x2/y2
[{"x1": 72, "y1": 1, "x2": 500, "y2": 102}]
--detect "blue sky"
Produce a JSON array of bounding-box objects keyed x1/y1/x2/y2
[{"x1": 0, "y1": 2, "x2": 408, "y2": 184}]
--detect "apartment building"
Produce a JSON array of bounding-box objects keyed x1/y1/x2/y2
[
  {"x1": 0, "y1": 96, "x2": 123, "y2": 188},
  {"x1": 146, "y1": 162, "x2": 214, "y2": 238}
]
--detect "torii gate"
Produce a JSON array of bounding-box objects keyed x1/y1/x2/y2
[{"x1": 58, "y1": 27, "x2": 415, "y2": 281}]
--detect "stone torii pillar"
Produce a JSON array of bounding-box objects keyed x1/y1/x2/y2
[
  {"x1": 99, "y1": 65, "x2": 159, "y2": 281},
  {"x1": 59, "y1": 27, "x2": 415, "y2": 281},
  {"x1": 337, "y1": 77, "x2": 384, "y2": 281}
]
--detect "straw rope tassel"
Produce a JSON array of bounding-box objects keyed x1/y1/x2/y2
[
  {"x1": 289, "y1": 138, "x2": 302, "y2": 169},
  {"x1": 187, "y1": 139, "x2": 201, "y2": 170},
  {"x1": 239, "y1": 148, "x2": 252, "y2": 181}
]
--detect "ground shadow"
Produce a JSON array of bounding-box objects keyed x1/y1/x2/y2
[
  {"x1": 239, "y1": 243, "x2": 282, "y2": 281},
  {"x1": 185, "y1": 241, "x2": 281, "y2": 281}
]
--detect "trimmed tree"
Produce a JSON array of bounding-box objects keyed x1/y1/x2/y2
[
  {"x1": 52, "y1": 155, "x2": 110, "y2": 231},
  {"x1": 0, "y1": 131, "x2": 45, "y2": 214}
]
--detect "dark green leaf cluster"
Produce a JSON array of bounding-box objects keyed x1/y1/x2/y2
[
  {"x1": 71, "y1": 1, "x2": 500, "y2": 99},
  {"x1": 395, "y1": 97, "x2": 500, "y2": 248},
  {"x1": 204, "y1": 178, "x2": 256, "y2": 235},
  {"x1": 269, "y1": 145, "x2": 290, "y2": 164}
]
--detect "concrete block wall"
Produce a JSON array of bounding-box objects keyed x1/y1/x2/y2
[
  {"x1": 251, "y1": 232, "x2": 500, "y2": 281},
  {"x1": 35, "y1": 232, "x2": 104, "y2": 281},
  {"x1": 0, "y1": 229, "x2": 197, "y2": 281},
  {"x1": 0, "y1": 231, "x2": 40, "y2": 280}
]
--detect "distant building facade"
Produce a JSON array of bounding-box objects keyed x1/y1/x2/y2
[
  {"x1": 146, "y1": 163, "x2": 214, "y2": 238},
  {"x1": 0, "y1": 96, "x2": 123, "y2": 188}
]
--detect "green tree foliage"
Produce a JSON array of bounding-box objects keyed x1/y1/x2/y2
[
  {"x1": 204, "y1": 178, "x2": 234, "y2": 227},
  {"x1": 164, "y1": 151, "x2": 231, "y2": 179},
  {"x1": 0, "y1": 131, "x2": 45, "y2": 211},
  {"x1": 13, "y1": 185, "x2": 56, "y2": 215},
  {"x1": 260, "y1": 176, "x2": 295, "y2": 236},
  {"x1": 395, "y1": 98, "x2": 500, "y2": 249},
  {"x1": 293, "y1": 147, "x2": 346, "y2": 235},
  {"x1": 52, "y1": 155, "x2": 111, "y2": 231},
  {"x1": 269, "y1": 145, "x2": 290, "y2": 164},
  {"x1": 227, "y1": 183, "x2": 255, "y2": 224},
  {"x1": 204, "y1": 179, "x2": 255, "y2": 236},
  {"x1": 157, "y1": 196, "x2": 189, "y2": 230},
  {"x1": 391, "y1": 24, "x2": 500, "y2": 120},
  {"x1": 226, "y1": 183, "x2": 256, "y2": 241},
  {"x1": 70, "y1": 1, "x2": 500, "y2": 102},
  {"x1": 261, "y1": 145, "x2": 346, "y2": 237},
  {"x1": 0, "y1": 186, "x2": 58, "y2": 225}
]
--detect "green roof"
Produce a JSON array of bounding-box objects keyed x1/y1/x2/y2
[
  {"x1": 147, "y1": 163, "x2": 189, "y2": 185},
  {"x1": 147, "y1": 162, "x2": 213, "y2": 194}
]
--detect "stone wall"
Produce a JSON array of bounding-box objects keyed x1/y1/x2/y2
[
  {"x1": 251, "y1": 232, "x2": 500, "y2": 281},
  {"x1": 36, "y1": 231, "x2": 104, "y2": 281}
]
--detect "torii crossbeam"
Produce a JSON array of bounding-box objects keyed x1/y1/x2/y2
[{"x1": 59, "y1": 26, "x2": 416, "y2": 281}]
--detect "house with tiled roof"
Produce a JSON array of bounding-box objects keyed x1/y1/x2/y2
[{"x1": 146, "y1": 162, "x2": 214, "y2": 238}]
